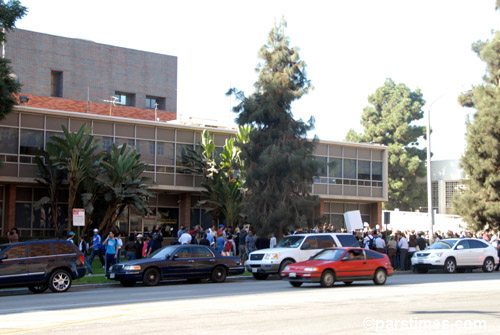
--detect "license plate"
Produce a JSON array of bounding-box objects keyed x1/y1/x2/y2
[
  {"x1": 289, "y1": 273, "x2": 296, "y2": 278},
  {"x1": 110, "y1": 273, "x2": 115, "y2": 279},
  {"x1": 252, "y1": 268, "x2": 257, "y2": 273}
]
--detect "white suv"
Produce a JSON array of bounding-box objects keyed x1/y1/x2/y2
[
  {"x1": 245, "y1": 233, "x2": 360, "y2": 280},
  {"x1": 411, "y1": 238, "x2": 499, "y2": 273}
]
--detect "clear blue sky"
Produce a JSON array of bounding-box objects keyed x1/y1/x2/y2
[{"x1": 15, "y1": 0, "x2": 500, "y2": 160}]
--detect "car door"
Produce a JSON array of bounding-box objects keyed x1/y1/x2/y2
[
  {"x1": 335, "y1": 249, "x2": 369, "y2": 280},
  {"x1": 468, "y1": 239, "x2": 489, "y2": 265},
  {"x1": 454, "y1": 240, "x2": 472, "y2": 265},
  {"x1": 0, "y1": 244, "x2": 28, "y2": 285},
  {"x1": 192, "y1": 246, "x2": 217, "y2": 277},
  {"x1": 28, "y1": 243, "x2": 55, "y2": 282},
  {"x1": 298, "y1": 236, "x2": 320, "y2": 261},
  {"x1": 167, "y1": 246, "x2": 196, "y2": 279}
]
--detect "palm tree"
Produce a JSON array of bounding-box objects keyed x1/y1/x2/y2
[{"x1": 97, "y1": 143, "x2": 153, "y2": 233}]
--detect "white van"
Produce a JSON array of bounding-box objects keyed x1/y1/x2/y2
[{"x1": 245, "y1": 233, "x2": 360, "y2": 280}]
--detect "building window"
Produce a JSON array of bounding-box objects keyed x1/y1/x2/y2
[
  {"x1": 358, "y1": 160, "x2": 371, "y2": 180},
  {"x1": 20, "y1": 129, "x2": 44, "y2": 156},
  {"x1": 51, "y1": 70, "x2": 63, "y2": 97},
  {"x1": 114, "y1": 92, "x2": 135, "y2": 107},
  {"x1": 146, "y1": 96, "x2": 166, "y2": 110},
  {"x1": 445, "y1": 181, "x2": 458, "y2": 208},
  {"x1": 0, "y1": 127, "x2": 18, "y2": 154}
]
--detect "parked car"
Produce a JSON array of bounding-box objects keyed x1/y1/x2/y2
[
  {"x1": 281, "y1": 247, "x2": 393, "y2": 287},
  {"x1": 245, "y1": 233, "x2": 360, "y2": 280},
  {"x1": 0, "y1": 240, "x2": 87, "y2": 293},
  {"x1": 411, "y1": 238, "x2": 499, "y2": 273},
  {"x1": 106, "y1": 244, "x2": 245, "y2": 286}
]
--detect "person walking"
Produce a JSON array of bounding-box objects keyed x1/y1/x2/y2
[
  {"x1": 79, "y1": 235, "x2": 93, "y2": 276},
  {"x1": 89, "y1": 228, "x2": 105, "y2": 267},
  {"x1": 103, "y1": 231, "x2": 119, "y2": 274}
]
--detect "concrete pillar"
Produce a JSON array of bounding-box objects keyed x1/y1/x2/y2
[
  {"x1": 4, "y1": 185, "x2": 16, "y2": 234},
  {"x1": 371, "y1": 202, "x2": 382, "y2": 230},
  {"x1": 179, "y1": 193, "x2": 191, "y2": 229}
]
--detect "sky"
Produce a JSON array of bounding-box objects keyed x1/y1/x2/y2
[{"x1": 14, "y1": 0, "x2": 500, "y2": 160}]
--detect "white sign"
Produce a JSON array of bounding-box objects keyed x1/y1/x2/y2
[
  {"x1": 73, "y1": 208, "x2": 85, "y2": 227},
  {"x1": 344, "y1": 210, "x2": 363, "y2": 231}
]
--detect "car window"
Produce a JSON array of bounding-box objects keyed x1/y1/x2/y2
[
  {"x1": 192, "y1": 246, "x2": 214, "y2": 258},
  {"x1": 365, "y1": 250, "x2": 384, "y2": 259},
  {"x1": 456, "y1": 240, "x2": 470, "y2": 250},
  {"x1": 469, "y1": 240, "x2": 488, "y2": 249},
  {"x1": 176, "y1": 247, "x2": 192, "y2": 259},
  {"x1": 303, "y1": 236, "x2": 319, "y2": 249},
  {"x1": 343, "y1": 249, "x2": 365, "y2": 261},
  {"x1": 312, "y1": 249, "x2": 344, "y2": 261},
  {"x1": 276, "y1": 236, "x2": 304, "y2": 248},
  {"x1": 336, "y1": 234, "x2": 360, "y2": 247},
  {"x1": 318, "y1": 235, "x2": 336, "y2": 248},
  {"x1": 54, "y1": 243, "x2": 76, "y2": 255},
  {"x1": 30, "y1": 243, "x2": 53, "y2": 257},
  {"x1": 3, "y1": 245, "x2": 26, "y2": 259}
]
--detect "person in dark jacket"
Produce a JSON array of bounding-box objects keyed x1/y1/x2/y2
[{"x1": 135, "y1": 234, "x2": 144, "y2": 259}]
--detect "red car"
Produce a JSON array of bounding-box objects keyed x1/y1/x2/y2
[{"x1": 280, "y1": 247, "x2": 393, "y2": 287}]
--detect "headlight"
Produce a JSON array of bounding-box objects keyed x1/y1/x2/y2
[
  {"x1": 304, "y1": 267, "x2": 319, "y2": 272},
  {"x1": 123, "y1": 265, "x2": 141, "y2": 271},
  {"x1": 263, "y1": 253, "x2": 279, "y2": 260},
  {"x1": 430, "y1": 252, "x2": 443, "y2": 258}
]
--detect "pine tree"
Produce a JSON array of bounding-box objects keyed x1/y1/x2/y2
[
  {"x1": 228, "y1": 19, "x2": 319, "y2": 236},
  {"x1": 453, "y1": 12, "x2": 500, "y2": 231},
  {"x1": 346, "y1": 79, "x2": 427, "y2": 211}
]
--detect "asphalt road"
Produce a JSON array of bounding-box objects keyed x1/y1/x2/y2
[{"x1": 0, "y1": 272, "x2": 499, "y2": 334}]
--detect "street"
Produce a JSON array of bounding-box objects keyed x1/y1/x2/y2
[{"x1": 0, "y1": 272, "x2": 499, "y2": 334}]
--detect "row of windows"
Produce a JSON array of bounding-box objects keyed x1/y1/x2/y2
[
  {"x1": 314, "y1": 156, "x2": 383, "y2": 186},
  {"x1": 50, "y1": 70, "x2": 166, "y2": 110}
]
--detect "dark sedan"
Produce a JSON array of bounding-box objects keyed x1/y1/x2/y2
[{"x1": 106, "y1": 244, "x2": 245, "y2": 286}]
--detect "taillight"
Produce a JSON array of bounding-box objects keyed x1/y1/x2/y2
[{"x1": 79, "y1": 255, "x2": 85, "y2": 264}]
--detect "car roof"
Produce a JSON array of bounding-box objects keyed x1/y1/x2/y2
[
  {"x1": 0, "y1": 239, "x2": 72, "y2": 247},
  {"x1": 287, "y1": 233, "x2": 354, "y2": 237}
]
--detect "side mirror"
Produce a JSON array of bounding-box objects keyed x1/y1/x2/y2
[
  {"x1": 173, "y1": 254, "x2": 179, "y2": 259},
  {"x1": 456, "y1": 245, "x2": 464, "y2": 250},
  {"x1": 301, "y1": 243, "x2": 311, "y2": 250}
]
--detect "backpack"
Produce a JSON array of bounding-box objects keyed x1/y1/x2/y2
[
  {"x1": 224, "y1": 240, "x2": 233, "y2": 252},
  {"x1": 368, "y1": 236, "x2": 376, "y2": 250}
]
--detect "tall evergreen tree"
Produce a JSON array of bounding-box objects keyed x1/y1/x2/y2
[
  {"x1": 345, "y1": 79, "x2": 427, "y2": 211},
  {"x1": 228, "y1": 19, "x2": 319, "y2": 236},
  {"x1": 453, "y1": 7, "x2": 500, "y2": 231},
  {"x1": 0, "y1": 0, "x2": 27, "y2": 120}
]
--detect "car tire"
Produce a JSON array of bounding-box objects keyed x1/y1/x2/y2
[
  {"x1": 373, "y1": 269, "x2": 387, "y2": 285},
  {"x1": 343, "y1": 281, "x2": 353, "y2": 285},
  {"x1": 416, "y1": 268, "x2": 428, "y2": 274},
  {"x1": 120, "y1": 280, "x2": 136, "y2": 287},
  {"x1": 252, "y1": 273, "x2": 269, "y2": 280},
  {"x1": 290, "y1": 281, "x2": 302, "y2": 287},
  {"x1": 28, "y1": 283, "x2": 48, "y2": 293},
  {"x1": 482, "y1": 257, "x2": 495, "y2": 273},
  {"x1": 444, "y1": 258, "x2": 456, "y2": 273},
  {"x1": 211, "y1": 266, "x2": 227, "y2": 283},
  {"x1": 320, "y1": 270, "x2": 335, "y2": 287},
  {"x1": 48, "y1": 269, "x2": 72, "y2": 293},
  {"x1": 143, "y1": 268, "x2": 161, "y2": 286},
  {"x1": 279, "y1": 259, "x2": 294, "y2": 277}
]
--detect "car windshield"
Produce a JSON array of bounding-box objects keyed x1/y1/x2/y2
[
  {"x1": 148, "y1": 245, "x2": 179, "y2": 259},
  {"x1": 430, "y1": 239, "x2": 457, "y2": 250},
  {"x1": 276, "y1": 236, "x2": 305, "y2": 248},
  {"x1": 312, "y1": 249, "x2": 345, "y2": 261}
]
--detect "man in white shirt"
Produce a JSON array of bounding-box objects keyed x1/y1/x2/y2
[
  {"x1": 269, "y1": 233, "x2": 277, "y2": 248},
  {"x1": 178, "y1": 228, "x2": 192, "y2": 245},
  {"x1": 398, "y1": 233, "x2": 409, "y2": 271},
  {"x1": 374, "y1": 234, "x2": 386, "y2": 253}
]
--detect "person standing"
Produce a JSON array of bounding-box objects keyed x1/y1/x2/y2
[
  {"x1": 116, "y1": 232, "x2": 123, "y2": 263},
  {"x1": 269, "y1": 233, "x2": 277, "y2": 248},
  {"x1": 246, "y1": 230, "x2": 256, "y2": 256},
  {"x1": 216, "y1": 233, "x2": 226, "y2": 254},
  {"x1": 239, "y1": 227, "x2": 248, "y2": 261},
  {"x1": 374, "y1": 233, "x2": 386, "y2": 253},
  {"x1": 79, "y1": 235, "x2": 93, "y2": 276},
  {"x1": 398, "y1": 233, "x2": 409, "y2": 271},
  {"x1": 125, "y1": 235, "x2": 137, "y2": 261},
  {"x1": 7, "y1": 228, "x2": 19, "y2": 244},
  {"x1": 89, "y1": 228, "x2": 105, "y2": 267},
  {"x1": 387, "y1": 235, "x2": 397, "y2": 269},
  {"x1": 135, "y1": 234, "x2": 144, "y2": 259},
  {"x1": 66, "y1": 231, "x2": 75, "y2": 244},
  {"x1": 103, "y1": 231, "x2": 119, "y2": 274},
  {"x1": 178, "y1": 228, "x2": 192, "y2": 245},
  {"x1": 199, "y1": 232, "x2": 210, "y2": 246}
]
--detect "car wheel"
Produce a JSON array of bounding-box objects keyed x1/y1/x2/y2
[
  {"x1": 290, "y1": 281, "x2": 303, "y2": 287},
  {"x1": 28, "y1": 283, "x2": 48, "y2": 293},
  {"x1": 416, "y1": 268, "x2": 428, "y2": 274},
  {"x1": 482, "y1": 257, "x2": 495, "y2": 273},
  {"x1": 320, "y1": 270, "x2": 335, "y2": 287},
  {"x1": 48, "y1": 269, "x2": 72, "y2": 293},
  {"x1": 120, "y1": 280, "x2": 136, "y2": 287},
  {"x1": 279, "y1": 260, "x2": 294, "y2": 277},
  {"x1": 444, "y1": 258, "x2": 456, "y2": 273},
  {"x1": 252, "y1": 273, "x2": 269, "y2": 280},
  {"x1": 373, "y1": 269, "x2": 387, "y2": 285},
  {"x1": 211, "y1": 266, "x2": 227, "y2": 283},
  {"x1": 143, "y1": 268, "x2": 161, "y2": 286},
  {"x1": 343, "y1": 281, "x2": 353, "y2": 285}
]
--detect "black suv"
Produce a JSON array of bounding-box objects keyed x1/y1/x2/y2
[{"x1": 0, "y1": 240, "x2": 87, "y2": 293}]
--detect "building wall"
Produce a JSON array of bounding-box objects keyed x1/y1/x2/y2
[{"x1": 6, "y1": 29, "x2": 177, "y2": 115}]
